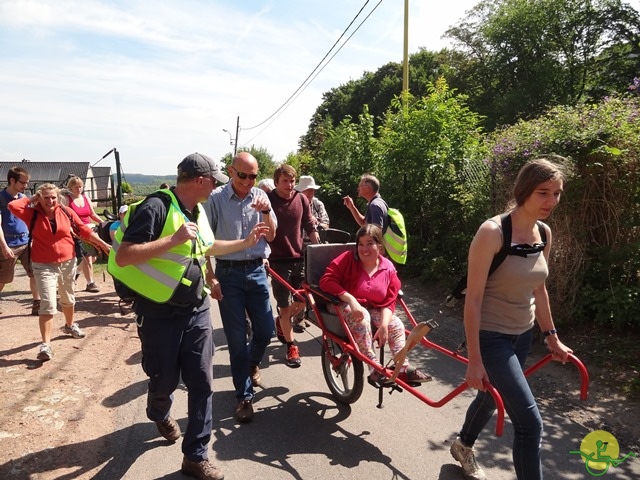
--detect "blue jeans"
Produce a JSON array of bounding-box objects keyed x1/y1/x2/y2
[
  {"x1": 459, "y1": 328, "x2": 543, "y2": 480},
  {"x1": 215, "y1": 263, "x2": 274, "y2": 400},
  {"x1": 137, "y1": 307, "x2": 214, "y2": 461}
]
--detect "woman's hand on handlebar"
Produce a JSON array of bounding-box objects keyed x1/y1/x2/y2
[
  {"x1": 373, "y1": 324, "x2": 388, "y2": 348},
  {"x1": 465, "y1": 360, "x2": 489, "y2": 391}
]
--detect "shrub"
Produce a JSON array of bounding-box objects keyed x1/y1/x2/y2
[{"x1": 483, "y1": 96, "x2": 640, "y2": 327}]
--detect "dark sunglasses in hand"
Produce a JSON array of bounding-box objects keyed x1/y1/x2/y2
[{"x1": 231, "y1": 166, "x2": 258, "y2": 181}]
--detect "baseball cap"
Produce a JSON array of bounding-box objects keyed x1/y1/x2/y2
[
  {"x1": 118, "y1": 205, "x2": 129, "y2": 215},
  {"x1": 295, "y1": 175, "x2": 320, "y2": 192},
  {"x1": 177, "y1": 153, "x2": 229, "y2": 183}
]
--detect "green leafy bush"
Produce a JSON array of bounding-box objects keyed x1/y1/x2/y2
[{"x1": 483, "y1": 96, "x2": 640, "y2": 327}]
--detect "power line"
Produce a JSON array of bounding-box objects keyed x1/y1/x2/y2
[
  {"x1": 242, "y1": 0, "x2": 383, "y2": 135},
  {"x1": 242, "y1": 1, "x2": 384, "y2": 147}
]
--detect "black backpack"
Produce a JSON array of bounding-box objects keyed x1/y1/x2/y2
[
  {"x1": 446, "y1": 213, "x2": 547, "y2": 305},
  {"x1": 96, "y1": 221, "x2": 114, "y2": 244}
]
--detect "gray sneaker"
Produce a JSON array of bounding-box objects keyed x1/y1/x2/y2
[
  {"x1": 450, "y1": 437, "x2": 487, "y2": 480},
  {"x1": 37, "y1": 343, "x2": 52, "y2": 361},
  {"x1": 61, "y1": 323, "x2": 85, "y2": 338}
]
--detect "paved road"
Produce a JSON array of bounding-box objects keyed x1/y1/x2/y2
[
  {"x1": 95, "y1": 295, "x2": 639, "y2": 480},
  {"x1": 1, "y1": 268, "x2": 637, "y2": 479}
]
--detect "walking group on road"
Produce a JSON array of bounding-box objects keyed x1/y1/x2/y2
[{"x1": 2, "y1": 154, "x2": 573, "y2": 480}]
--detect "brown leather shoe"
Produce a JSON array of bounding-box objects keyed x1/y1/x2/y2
[
  {"x1": 250, "y1": 365, "x2": 261, "y2": 387},
  {"x1": 181, "y1": 457, "x2": 224, "y2": 480},
  {"x1": 155, "y1": 416, "x2": 181, "y2": 442},
  {"x1": 235, "y1": 399, "x2": 253, "y2": 423}
]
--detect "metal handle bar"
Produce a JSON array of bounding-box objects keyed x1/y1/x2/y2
[{"x1": 523, "y1": 353, "x2": 589, "y2": 400}]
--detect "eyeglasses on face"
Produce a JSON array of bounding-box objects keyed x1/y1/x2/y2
[
  {"x1": 17, "y1": 179, "x2": 29, "y2": 185},
  {"x1": 231, "y1": 165, "x2": 258, "y2": 181}
]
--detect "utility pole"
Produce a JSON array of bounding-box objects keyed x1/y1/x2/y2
[
  {"x1": 224, "y1": 116, "x2": 240, "y2": 155},
  {"x1": 234, "y1": 115, "x2": 239, "y2": 155},
  {"x1": 402, "y1": 0, "x2": 409, "y2": 106}
]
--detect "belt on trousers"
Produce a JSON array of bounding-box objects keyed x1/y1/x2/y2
[
  {"x1": 268, "y1": 257, "x2": 304, "y2": 264},
  {"x1": 215, "y1": 258, "x2": 264, "y2": 268}
]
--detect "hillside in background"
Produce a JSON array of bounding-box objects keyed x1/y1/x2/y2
[
  {"x1": 116, "y1": 173, "x2": 174, "y2": 196},
  {"x1": 121, "y1": 173, "x2": 174, "y2": 185}
]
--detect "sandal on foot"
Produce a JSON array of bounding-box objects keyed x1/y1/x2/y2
[
  {"x1": 367, "y1": 370, "x2": 393, "y2": 388},
  {"x1": 398, "y1": 366, "x2": 432, "y2": 385}
]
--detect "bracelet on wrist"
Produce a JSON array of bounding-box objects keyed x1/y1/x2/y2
[
  {"x1": 261, "y1": 209, "x2": 271, "y2": 214},
  {"x1": 543, "y1": 328, "x2": 557, "y2": 337}
]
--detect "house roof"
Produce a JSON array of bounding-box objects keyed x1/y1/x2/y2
[{"x1": 0, "y1": 160, "x2": 90, "y2": 187}]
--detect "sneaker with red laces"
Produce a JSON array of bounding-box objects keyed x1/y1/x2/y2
[
  {"x1": 181, "y1": 457, "x2": 224, "y2": 480},
  {"x1": 286, "y1": 343, "x2": 301, "y2": 368},
  {"x1": 275, "y1": 315, "x2": 285, "y2": 343}
]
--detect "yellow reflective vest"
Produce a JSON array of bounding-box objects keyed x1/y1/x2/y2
[
  {"x1": 383, "y1": 207, "x2": 407, "y2": 264},
  {"x1": 107, "y1": 189, "x2": 214, "y2": 303}
]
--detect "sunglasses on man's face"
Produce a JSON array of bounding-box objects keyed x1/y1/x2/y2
[{"x1": 231, "y1": 166, "x2": 258, "y2": 181}]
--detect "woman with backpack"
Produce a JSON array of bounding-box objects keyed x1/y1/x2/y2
[
  {"x1": 450, "y1": 158, "x2": 573, "y2": 480},
  {"x1": 9, "y1": 183, "x2": 110, "y2": 361}
]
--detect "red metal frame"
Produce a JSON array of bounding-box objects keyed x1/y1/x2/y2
[{"x1": 267, "y1": 265, "x2": 589, "y2": 437}]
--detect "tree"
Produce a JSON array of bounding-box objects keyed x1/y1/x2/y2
[
  {"x1": 310, "y1": 80, "x2": 487, "y2": 275},
  {"x1": 218, "y1": 145, "x2": 277, "y2": 181},
  {"x1": 482, "y1": 96, "x2": 640, "y2": 327},
  {"x1": 444, "y1": 0, "x2": 640, "y2": 128},
  {"x1": 300, "y1": 51, "x2": 448, "y2": 157},
  {"x1": 375, "y1": 80, "x2": 487, "y2": 277}
]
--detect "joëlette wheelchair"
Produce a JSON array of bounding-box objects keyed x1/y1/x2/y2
[{"x1": 267, "y1": 242, "x2": 589, "y2": 436}]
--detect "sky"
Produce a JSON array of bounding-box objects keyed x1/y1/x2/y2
[{"x1": 1, "y1": 0, "x2": 639, "y2": 176}]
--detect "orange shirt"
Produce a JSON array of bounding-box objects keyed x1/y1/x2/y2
[{"x1": 9, "y1": 196, "x2": 94, "y2": 264}]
